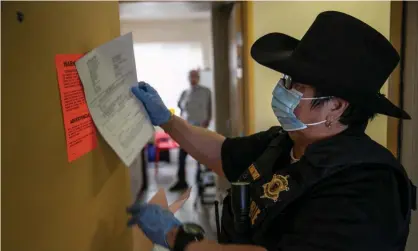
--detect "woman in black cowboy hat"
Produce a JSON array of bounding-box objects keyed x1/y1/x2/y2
[{"x1": 127, "y1": 11, "x2": 415, "y2": 251}]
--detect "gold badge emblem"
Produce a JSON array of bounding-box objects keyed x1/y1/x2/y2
[
  {"x1": 249, "y1": 200, "x2": 261, "y2": 225},
  {"x1": 260, "y1": 174, "x2": 290, "y2": 202},
  {"x1": 248, "y1": 164, "x2": 260, "y2": 180}
]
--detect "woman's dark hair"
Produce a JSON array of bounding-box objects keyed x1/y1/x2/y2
[{"x1": 310, "y1": 88, "x2": 377, "y2": 127}]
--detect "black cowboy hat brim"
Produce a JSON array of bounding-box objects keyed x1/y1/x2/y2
[{"x1": 251, "y1": 32, "x2": 411, "y2": 119}]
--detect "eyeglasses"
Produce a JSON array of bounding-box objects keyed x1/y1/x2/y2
[
  {"x1": 282, "y1": 75, "x2": 293, "y2": 90},
  {"x1": 279, "y1": 75, "x2": 334, "y2": 100}
]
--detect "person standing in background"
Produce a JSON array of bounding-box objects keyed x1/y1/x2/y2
[{"x1": 170, "y1": 69, "x2": 212, "y2": 191}]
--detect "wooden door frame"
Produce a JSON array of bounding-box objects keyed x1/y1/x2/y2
[
  {"x1": 212, "y1": 1, "x2": 255, "y2": 136},
  {"x1": 387, "y1": 1, "x2": 404, "y2": 157},
  {"x1": 211, "y1": 2, "x2": 233, "y2": 136},
  {"x1": 228, "y1": 2, "x2": 243, "y2": 137},
  {"x1": 241, "y1": 1, "x2": 255, "y2": 135}
]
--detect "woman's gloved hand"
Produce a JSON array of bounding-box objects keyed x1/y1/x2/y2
[
  {"x1": 131, "y1": 82, "x2": 171, "y2": 126},
  {"x1": 127, "y1": 202, "x2": 182, "y2": 248}
]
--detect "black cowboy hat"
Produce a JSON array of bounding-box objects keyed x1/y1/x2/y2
[{"x1": 251, "y1": 11, "x2": 411, "y2": 119}]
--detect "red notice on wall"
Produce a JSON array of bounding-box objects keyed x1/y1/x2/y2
[{"x1": 55, "y1": 54, "x2": 97, "y2": 162}]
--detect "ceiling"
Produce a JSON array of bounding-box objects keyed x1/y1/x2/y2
[{"x1": 119, "y1": 1, "x2": 212, "y2": 21}]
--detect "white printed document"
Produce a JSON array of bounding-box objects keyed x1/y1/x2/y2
[{"x1": 75, "y1": 33, "x2": 154, "y2": 167}]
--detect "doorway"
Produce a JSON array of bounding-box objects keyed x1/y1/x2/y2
[{"x1": 118, "y1": 2, "x2": 218, "y2": 249}]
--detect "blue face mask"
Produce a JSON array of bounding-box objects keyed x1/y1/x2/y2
[{"x1": 271, "y1": 78, "x2": 331, "y2": 131}]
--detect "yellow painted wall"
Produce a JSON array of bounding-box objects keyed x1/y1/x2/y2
[
  {"x1": 2, "y1": 2, "x2": 134, "y2": 251},
  {"x1": 250, "y1": 1, "x2": 391, "y2": 147}
]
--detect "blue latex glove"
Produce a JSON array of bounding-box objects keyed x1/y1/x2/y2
[
  {"x1": 131, "y1": 82, "x2": 171, "y2": 126},
  {"x1": 127, "y1": 202, "x2": 182, "y2": 248}
]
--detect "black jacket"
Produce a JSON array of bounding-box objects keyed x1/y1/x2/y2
[{"x1": 219, "y1": 126, "x2": 414, "y2": 251}]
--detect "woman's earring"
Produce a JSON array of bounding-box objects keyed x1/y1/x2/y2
[{"x1": 325, "y1": 120, "x2": 332, "y2": 128}]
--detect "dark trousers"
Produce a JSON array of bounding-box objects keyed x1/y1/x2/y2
[{"x1": 178, "y1": 148, "x2": 200, "y2": 183}]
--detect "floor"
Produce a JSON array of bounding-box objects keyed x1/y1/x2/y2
[{"x1": 132, "y1": 150, "x2": 219, "y2": 251}]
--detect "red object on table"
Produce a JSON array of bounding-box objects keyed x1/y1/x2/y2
[{"x1": 154, "y1": 131, "x2": 179, "y2": 176}]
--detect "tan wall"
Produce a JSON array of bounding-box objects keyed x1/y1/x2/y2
[
  {"x1": 250, "y1": 1, "x2": 391, "y2": 147},
  {"x1": 2, "y1": 2, "x2": 133, "y2": 251}
]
